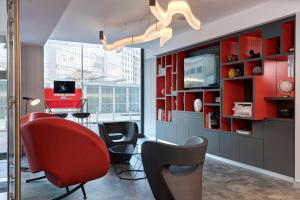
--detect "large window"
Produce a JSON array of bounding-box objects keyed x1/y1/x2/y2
[
  {"x1": 0, "y1": 40, "x2": 7, "y2": 155},
  {"x1": 44, "y1": 40, "x2": 142, "y2": 130}
]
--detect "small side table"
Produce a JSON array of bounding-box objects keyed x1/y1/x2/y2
[{"x1": 109, "y1": 144, "x2": 145, "y2": 181}]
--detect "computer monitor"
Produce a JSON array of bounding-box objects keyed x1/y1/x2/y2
[{"x1": 53, "y1": 81, "x2": 76, "y2": 96}]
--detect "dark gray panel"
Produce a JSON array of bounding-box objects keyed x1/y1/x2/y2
[
  {"x1": 239, "y1": 136, "x2": 263, "y2": 168},
  {"x1": 156, "y1": 121, "x2": 166, "y2": 141},
  {"x1": 220, "y1": 132, "x2": 239, "y2": 162},
  {"x1": 203, "y1": 129, "x2": 220, "y2": 156},
  {"x1": 188, "y1": 112, "x2": 204, "y2": 137},
  {"x1": 252, "y1": 121, "x2": 264, "y2": 139},
  {"x1": 262, "y1": 21, "x2": 282, "y2": 38},
  {"x1": 166, "y1": 123, "x2": 177, "y2": 144},
  {"x1": 264, "y1": 120, "x2": 294, "y2": 177},
  {"x1": 176, "y1": 112, "x2": 189, "y2": 145}
]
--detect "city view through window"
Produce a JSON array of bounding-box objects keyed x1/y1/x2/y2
[{"x1": 44, "y1": 40, "x2": 142, "y2": 131}]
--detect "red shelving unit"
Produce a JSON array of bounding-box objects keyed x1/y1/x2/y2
[
  {"x1": 221, "y1": 36, "x2": 239, "y2": 64},
  {"x1": 264, "y1": 36, "x2": 280, "y2": 56},
  {"x1": 184, "y1": 92, "x2": 203, "y2": 112},
  {"x1": 282, "y1": 21, "x2": 295, "y2": 53}
]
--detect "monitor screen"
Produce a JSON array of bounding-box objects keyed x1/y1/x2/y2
[{"x1": 53, "y1": 81, "x2": 76, "y2": 95}]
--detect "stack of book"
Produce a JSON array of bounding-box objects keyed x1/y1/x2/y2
[
  {"x1": 206, "y1": 112, "x2": 220, "y2": 129},
  {"x1": 236, "y1": 129, "x2": 252, "y2": 135},
  {"x1": 232, "y1": 102, "x2": 252, "y2": 117}
]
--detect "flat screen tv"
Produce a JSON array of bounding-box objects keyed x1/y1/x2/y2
[
  {"x1": 184, "y1": 54, "x2": 219, "y2": 89},
  {"x1": 53, "y1": 81, "x2": 76, "y2": 96}
]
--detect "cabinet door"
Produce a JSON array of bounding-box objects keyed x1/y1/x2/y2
[
  {"x1": 156, "y1": 121, "x2": 166, "y2": 141},
  {"x1": 203, "y1": 129, "x2": 220, "y2": 156},
  {"x1": 176, "y1": 112, "x2": 189, "y2": 145},
  {"x1": 264, "y1": 120, "x2": 294, "y2": 177},
  {"x1": 239, "y1": 136, "x2": 263, "y2": 168},
  {"x1": 166, "y1": 123, "x2": 177, "y2": 144},
  {"x1": 220, "y1": 132, "x2": 239, "y2": 162},
  {"x1": 188, "y1": 112, "x2": 204, "y2": 137}
]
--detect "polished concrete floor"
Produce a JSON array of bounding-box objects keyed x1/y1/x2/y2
[{"x1": 21, "y1": 157, "x2": 300, "y2": 200}]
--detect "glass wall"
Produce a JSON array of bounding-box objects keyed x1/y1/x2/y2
[
  {"x1": 0, "y1": 39, "x2": 7, "y2": 155},
  {"x1": 44, "y1": 40, "x2": 142, "y2": 131}
]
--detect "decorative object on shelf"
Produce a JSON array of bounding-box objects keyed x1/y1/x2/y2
[
  {"x1": 289, "y1": 46, "x2": 295, "y2": 52},
  {"x1": 161, "y1": 88, "x2": 165, "y2": 96},
  {"x1": 252, "y1": 65, "x2": 263, "y2": 75},
  {"x1": 227, "y1": 54, "x2": 238, "y2": 62},
  {"x1": 278, "y1": 107, "x2": 293, "y2": 118},
  {"x1": 228, "y1": 68, "x2": 236, "y2": 78},
  {"x1": 249, "y1": 50, "x2": 261, "y2": 58},
  {"x1": 278, "y1": 80, "x2": 293, "y2": 97},
  {"x1": 193, "y1": 99, "x2": 202, "y2": 112},
  {"x1": 228, "y1": 67, "x2": 243, "y2": 78},
  {"x1": 206, "y1": 112, "x2": 219, "y2": 129},
  {"x1": 232, "y1": 102, "x2": 252, "y2": 117},
  {"x1": 99, "y1": 0, "x2": 200, "y2": 51},
  {"x1": 288, "y1": 55, "x2": 295, "y2": 77},
  {"x1": 214, "y1": 97, "x2": 221, "y2": 103}
]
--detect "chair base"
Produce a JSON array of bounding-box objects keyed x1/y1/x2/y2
[
  {"x1": 26, "y1": 175, "x2": 46, "y2": 183},
  {"x1": 53, "y1": 183, "x2": 87, "y2": 200}
]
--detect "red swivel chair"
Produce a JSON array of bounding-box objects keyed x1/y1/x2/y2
[
  {"x1": 20, "y1": 117, "x2": 110, "y2": 200},
  {"x1": 21, "y1": 112, "x2": 58, "y2": 182}
]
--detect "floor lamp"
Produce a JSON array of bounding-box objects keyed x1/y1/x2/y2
[{"x1": 22, "y1": 96, "x2": 40, "y2": 114}]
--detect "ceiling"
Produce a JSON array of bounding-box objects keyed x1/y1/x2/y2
[{"x1": 2, "y1": 0, "x2": 268, "y2": 47}]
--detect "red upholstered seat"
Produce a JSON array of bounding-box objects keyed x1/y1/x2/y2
[
  {"x1": 20, "y1": 117, "x2": 110, "y2": 197},
  {"x1": 21, "y1": 112, "x2": 57, "y2": 128}
]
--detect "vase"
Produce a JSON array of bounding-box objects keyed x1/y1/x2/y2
[{"x1": 194, "y1": 99, "x2": 202, "y2": 112}]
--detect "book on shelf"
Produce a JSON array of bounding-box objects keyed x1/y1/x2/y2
[
  {"x1": 236, "y1": 129, "x2": 252, "y2": 135},
  {"x1": 168, "y1": 111, "x2": 172, "y2": 122},
  {"x1": 232, "y1": 102, "x2": 252, "y2": 117},
  {"x1": 157, "y1": 109, "x2": 165, "y2": 121},
  {"x1": 206, "y1": 112, "x2": 220, "y2": 129}
]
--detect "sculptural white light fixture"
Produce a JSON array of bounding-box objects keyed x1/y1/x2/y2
[
  {"x1": 149, "y1": 0, "x2": 201, "y2": 30},
  {"x1": 100, "y1": 21, "x2": 173, "y2": 51},
  {"x1": 99, "y1": 0, "x2": 200, "y2": 51}
]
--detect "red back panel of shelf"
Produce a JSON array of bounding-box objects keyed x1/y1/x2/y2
[
  {"x1": 240, "y1": 31, "x2": 262, "y2": 60},
  {"x1": 177, "y1": 52, "x2": 185, "y2": 90},
  {"x1": 223, "y1": 80, "x2": 246, "y2": 116},
  {"x1": 282, "y1": 21, "x2": 295, "y2": 53},
  {"x1": 221, "y1": 39, "x2": 238, "y2": 63}
]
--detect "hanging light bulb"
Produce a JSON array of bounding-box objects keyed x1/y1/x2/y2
[{"x1": 149, "y1": 0, "x2": 201, "y2": 30}]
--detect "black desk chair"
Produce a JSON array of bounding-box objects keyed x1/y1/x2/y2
[
  {"x1": 98, "y1": 122, "x2": 138, "y2": 163},
  {"x1": 141, "y1": 136, "x2": 208, "y2": 200},
  {"x1": 54, "y1": 113, "x2": 68, "y2": 119}
]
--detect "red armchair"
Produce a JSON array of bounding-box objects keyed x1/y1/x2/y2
[{"x1": 20, "y1": 117, "x2": 110, "y2": 200}]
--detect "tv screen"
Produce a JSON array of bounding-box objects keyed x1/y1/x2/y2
[
  {"x1": 184, "y1": 54, "x2": 219, "y2": 89},
  {"x1": 54, "y1": 81, "x2": 76, "y2": 95}
]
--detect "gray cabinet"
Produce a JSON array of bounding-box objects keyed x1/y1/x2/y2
[
  {"x1": 176, "y1": 111, "x2": 189, "y2": 145},
  {"x1": 166, "y1": 123, "x2": 177, "y2": 144},
  {"x1": 220, "y1": 132, "x2": 239, "y2": 162},
  {"x1": 156, "y1": 121, "x2": 167, "y2": 141},
  {"x1": 203, "y1": 129, "x2": 220, "y2": 156},
  {"x1": 188, "y1": 112, "x2": 203, "y2": 138},
  {"x1": 156, "y1": 121, "x2": 177, "y2": 144},
  {"x1": 239, "y1": 136, "x2": 263, "y2": 168},
  {"x1": 264, "y1": 119, "x2": 294, "y2": 177}
]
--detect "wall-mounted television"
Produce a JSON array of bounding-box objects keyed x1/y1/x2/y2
[
  {"x1": 53, "y1": 81, "x2": 76, "y2": 96},
  {"x1": 184, "y1": 54, "x2": 219, "y2": 89}
]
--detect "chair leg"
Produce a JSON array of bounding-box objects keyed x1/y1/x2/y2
[
  {"x1": 26, "y1": 175, "x2": 46, "y2": 183},
  {"x1": 81, "y1": 184, "x2": 87, "y2": 199},
  {"x1": 52, "y1": 183, "x2": 86, "y2": 200}
]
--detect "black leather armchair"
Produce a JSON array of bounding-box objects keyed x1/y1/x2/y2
[
  {"x1": 98, "y1": 122, "x2": 138, "y2": 163},
  {"x1": 141, "y1": 136, "x2": 208, "y2": 200}
]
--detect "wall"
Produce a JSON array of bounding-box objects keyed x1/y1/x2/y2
[
  {"x1": 144, "y1": 1, "x2": 300, "y2": 183},
  {"x1": 144, "y1": 57, "x2": 156, "y2": 139},
  {"x1": 21, "y1": 44, "x2": 44, "y2": 115}
]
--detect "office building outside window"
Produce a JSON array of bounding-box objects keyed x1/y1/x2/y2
[{"x1": 44, "y1": 40, "x2": 142, "y2": 131}]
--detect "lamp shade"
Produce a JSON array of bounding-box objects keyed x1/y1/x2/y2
[{"x1": 30, "y1": 99, "x2": 40, "y2": 106}]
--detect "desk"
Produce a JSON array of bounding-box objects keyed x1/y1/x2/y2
[{"x1": 45, "y1": 98, "x2": 88, "y2": 113}]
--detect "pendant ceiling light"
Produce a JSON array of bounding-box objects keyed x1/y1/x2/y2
[{"x1": 99, "y1": 0, "x2": 200, "y2": 51}]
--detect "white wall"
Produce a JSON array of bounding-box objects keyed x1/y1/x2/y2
[
  {"x1": 21, "y1": 44, "x2": 44, "y2": 115},
  {"x1": 144, "y1": 57, "x2": 156, "y2": 139},
  {"x1": 144, "y1": 0, "x2": 300, "y2": 182}
]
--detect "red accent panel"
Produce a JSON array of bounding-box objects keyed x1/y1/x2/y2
[
  {"x1": 232, "y1": 119, "x2": 252, "y2": 132},
  {"x1": 177, "y1": 93, "x2": 184, "y2": 111},
  {"x1": 165, "y1": 67, "x2": 172, "y2": 95},
  {"x1": 264, "y1": 37, "x2": 280, "y2": 56},
  {"x1": 177, "y1": 52, "x2": 185, "y2": 90},
  {"x1": 44, "y1": 88, "x2": 83, "y2": 108},
  {"x1": 240, "y1": 31, "x2": 262, "y2": 60},
  {"x1": 172, "y1": 53, "x2": 177, "y2": 73},
  {"x1": 185, "y1": 92, "x2": 202, "y2": 112},
  {"x1": 221, "y1": 36, "x2": 239, "y2": 63},
  {"x1": 282, "y1": 21, "x2": 295, "y2": 53},
  {"x1": 166, "y1": 96, "x2": 171, "y2": 122},
  {"x1": 221, "y1": 118, "x2": 231, "y2": 132},
  {"x1": 156, "y1": 76, "x2": 165, "y2": 98}
]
